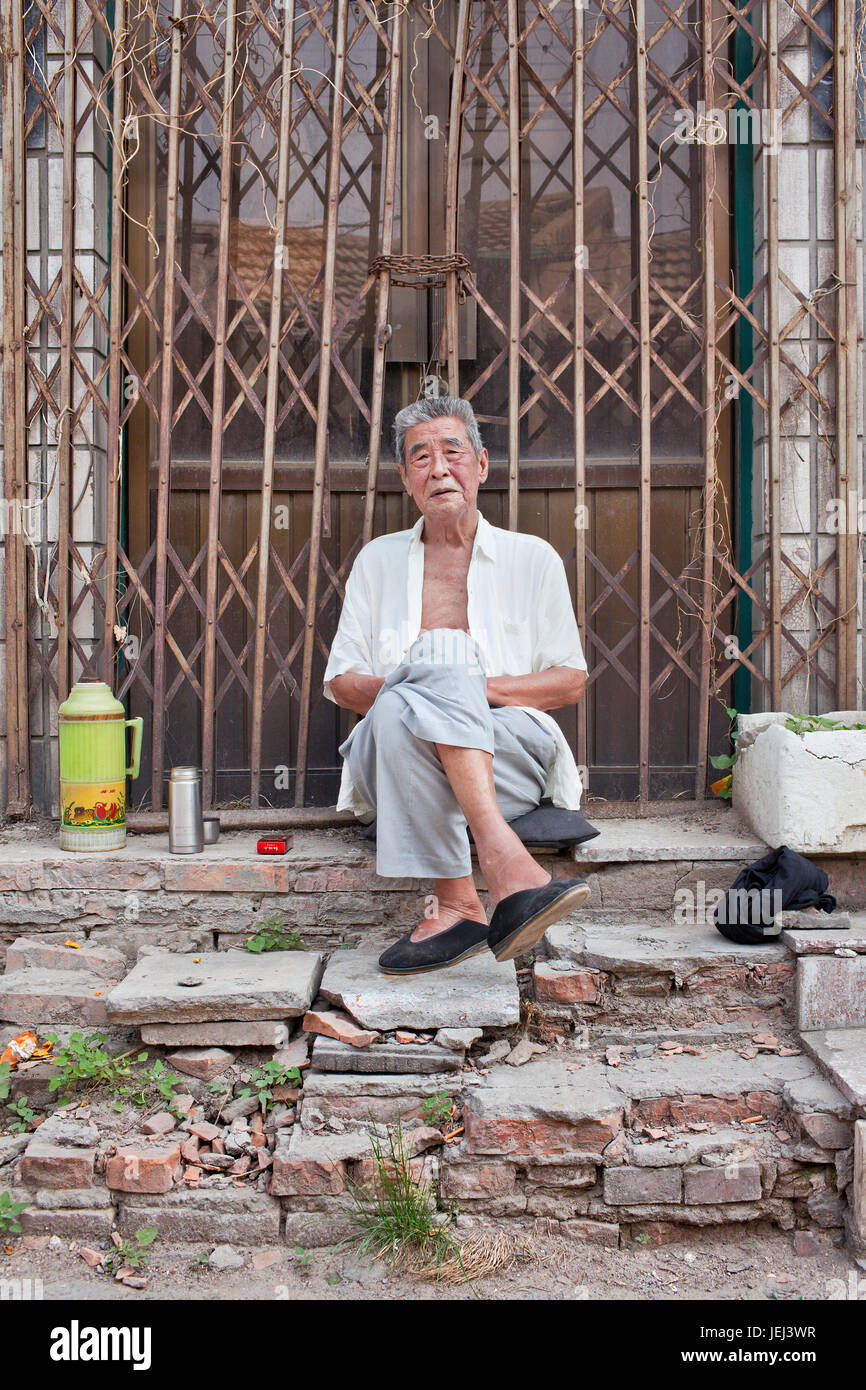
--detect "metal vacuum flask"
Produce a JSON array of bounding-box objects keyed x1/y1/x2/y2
[{"x1": 168, "y1": 766, "x2": 204, "y2": 854}]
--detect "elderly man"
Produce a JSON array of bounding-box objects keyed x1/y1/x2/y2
[{"x1": 323, "y1": 397, "x2": 590, "y2": 975}]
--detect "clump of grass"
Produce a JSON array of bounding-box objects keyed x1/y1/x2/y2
[{"x1": 344, "y1": 1119, "x2": 464, "y2": 1280}]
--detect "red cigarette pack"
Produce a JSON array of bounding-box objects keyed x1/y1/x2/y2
[{"x1": 257, "y1": 837, "x2": 288, "y2": 855}]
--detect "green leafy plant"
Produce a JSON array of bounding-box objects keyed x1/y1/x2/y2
[
  {"x1": 710, "y1": 704, "x2": 740, "y2": 799},
  {"x1": 46, "y1": 1032, "x2": 147, "y2": 1101},
  {"x1": 142, "y1": 1060, "x2": 184, "y2": 1116},
  {"x1": 247, "y1": 1060, "x2": 301, "y2": 1114},
  {"x1": 7, "y1": 1096, "x2": 39, "y2": 1134},
  {"x1": 0, "y1": 1061, "x2": 12, "y2": 1104},
  {"x1": 420, "y1": 1092, "x2": 452, "y2": 1127},
  {"x1": 246, "y1": 915, "x2": 304, "y2": 954},
  {"x1": 344, "y1": 1120, "x2": 462, "y2": 1276},
  {"x1": 293, "y1": 1244, "x2": 312, "y2": 1274},
  {"x1": 46, "y1": 1032, "x2": 184, "y2": 1117},
  {"x1": 785, "y1": 714, "x2": 866, "y2": 735},
  {"x1": 104, "y1": 1227, "x2": 158, "y2": 1276},
  {"x1": 0, "y1": 1191, "x2": 29, "y2": 1235}
]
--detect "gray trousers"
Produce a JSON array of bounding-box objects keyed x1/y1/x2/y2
[{"x1": 338, "y1": 628, "x2": 556, "y2": 879}]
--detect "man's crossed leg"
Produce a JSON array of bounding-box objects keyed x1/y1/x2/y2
[{"x1": 339, "y1": 628, "x2": 589, "y2": 973}]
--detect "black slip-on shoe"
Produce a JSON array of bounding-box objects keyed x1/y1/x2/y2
[
  {"x1": 486, "y1": 877, "x2": 590, "y2": 962},
  {"x1": 377, "y1": 919, "x2": 490, "y2": 976}
]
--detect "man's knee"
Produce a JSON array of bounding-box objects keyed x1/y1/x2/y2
[{"x1": 367, "y1": 686, "x2": 409, "y2": 736}]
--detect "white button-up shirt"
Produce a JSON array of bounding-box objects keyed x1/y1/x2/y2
[{"x1": 323, "y1": 511, "x2": 588, "y2": 817}]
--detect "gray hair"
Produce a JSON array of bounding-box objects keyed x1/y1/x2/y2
[{"x1": 392, "y1": 396, "x2": 484, "y2": 470}]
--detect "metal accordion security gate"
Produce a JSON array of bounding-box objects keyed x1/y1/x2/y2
[{"x1": 3, "y1": 0, "x2": 862, "y2": 816}]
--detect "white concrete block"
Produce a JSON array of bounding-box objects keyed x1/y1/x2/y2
[{"x1": 734, "y1": 713, "x2": 866, "y2": 852}]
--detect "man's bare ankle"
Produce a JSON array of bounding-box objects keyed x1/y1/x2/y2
[{"x1": 410, "y1": 896, "x2": 486, "y2": 941}]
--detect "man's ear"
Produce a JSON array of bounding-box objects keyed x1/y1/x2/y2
[{"x1": 477, "y1": 448, "x2": 489, "y2": 484}]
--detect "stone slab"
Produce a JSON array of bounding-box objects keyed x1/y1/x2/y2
[
  {"x1": 5, "y1": 936, "x2": 127, "y2": 978},
  {"x1": 282, "y1": 1211, "x2": 357, "y2": 1248},
  {"x1": 140, "y1": 1020, "x2": 290, "y2": 1047},
  {"x1": 783, "y1": 929, "x2": 866, "y2": 957},
  {"x1": 545, "y1": 921, "x2": 789, "y2": 976},
  {"x1": 778, "y1": 910, "x2": 851, "y2": 933},
  {"x1": 319, "y1": 949, "x2": 519, "y2": 1030},
  {"x1": 19, "y1": 1207, "x2": 115, "y2": 1240},
  {"x1": 627, "y1": 1127, "x2": 768, "y2": 1169},
  {"x1": 106, "y1": 950, "x2": 324, "y2": 1024},
  {"x1": 302, "y1": 1071, "x2": 463, "y2": 1099},
  {"x1": 799, "y1": 1028, "x2": 866, "y2": 1109},
  {"x1": 571, "y1": 810, "x2": 767, "y2": 864},
  {"x1": 165, "y1": 1046, "x2": 235, "y2": 1080},
  {"x1": 116, "y1": 1188, "x2": 281, "y2": 1243},
  {"x1": 462, "y1": 1050, "x2": 822, "y2": 1163},
  {"x1": 797, "y1": 955, "x2": 866, "y2": 1030},
  {"x1": 310, "y1": 1034, "x2": 462, "y2": 1075},
  {"x1": 300, "y1": 1070, "x2": 462, "y2": 1127},
  {"x1": 0, "y1": 970, "x2": 111, "y2": 1026}
]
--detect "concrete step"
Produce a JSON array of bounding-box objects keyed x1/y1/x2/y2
[
  {"x1": 291, "y1": 1044, "x2": 856, "y2": 1241},
  {"x1": 318, "y1": 947, "x2": 518, "y2": 1031},
  {"x1": 535, "y1": 919, "x2": 795, "y2": 1034},
  {"x1": 799, "y1": 1028, "x2": 866, "y2": 1109},
  {"x1": 0, "y1": 813, "x2": 862, "y2": 966},
  {"x1": 0, "y1": 969, "x2": 116, "y2": 1027},
  {"x1": 104, "y1": 949, "x2": 324, "y2": 1025}
]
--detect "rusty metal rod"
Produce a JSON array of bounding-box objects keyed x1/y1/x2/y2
[
  {"x1": 695, "y1": 0, "x2": 718, "y2": 796},
  {"x1": 250, "y1": 0, "x2": 296, "y2": 807},
  {"x1": 201, "y1": 0, "x2": 238, "y2": 808},
  {"x1": 1, "y1": 0, "x2": 30, "y2": 813},
  {"x1": 294, "y1": 0, "x2": 349, "y2": 806},
  {"x1": 635, "y1": 0, "x2": 652, "y2": 801},
  {"x1": 150, "y1": 0, "x2": 185, "y2": 809},
  {"x1": 506, "y1": 0, "x2": 520, "y2": 531},
  {"x1": 444, "y1": 0, "x2": 470, "y2": 397},
  {"x1": 56, "y1": 0, "x2": 77, "y2": 701},
  {"x1": 362, "y1": 1, "x2": 402, "y2": 546},
  {"x1": 834, "y1": 0, "x2": 858, "y2": 708},
  {"x1": 572, "y1": 0, "x2": 587, "y2": 778},
  {"x1": 766, "y1": 0, "x2": 782, "y2": 708},
  {"x1": 103, "y1": 0, "x2": 128, "y2": 688}
]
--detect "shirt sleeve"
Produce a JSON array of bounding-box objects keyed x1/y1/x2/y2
[
  {"x1": 322, "y1": 553, "x2": 375, "y2": 703},
  {"x1": 531, "y1": 546, "x2": 588, "y2": 673}
]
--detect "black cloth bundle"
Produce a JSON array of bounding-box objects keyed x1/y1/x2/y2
[{"x1": 714, "y1": 844, "x2": 836, "y2": 945}]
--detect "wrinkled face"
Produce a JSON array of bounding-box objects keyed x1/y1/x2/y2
[{"x1": 398, "y1": 415, "x2": 489, "y2": 522}]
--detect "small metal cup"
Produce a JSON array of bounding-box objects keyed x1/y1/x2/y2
[
  {"x1": 168, "y1": 766, "x2": 203, "y2": 854},
  {"x1": 202, "y1": 814, "x2": 220, "y2": 845}
]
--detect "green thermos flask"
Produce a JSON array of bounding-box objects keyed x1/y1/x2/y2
[{"x1": 58, "y1": 677, "x2": 143, "y2": 851}]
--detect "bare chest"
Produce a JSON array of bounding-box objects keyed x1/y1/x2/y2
[{"x1": 419, "y1": 546, "x2": 472, "y2": 632}]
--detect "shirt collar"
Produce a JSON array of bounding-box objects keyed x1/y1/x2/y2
[{"x1": 408, "y1": 509, "x2": 497, "y2": 561}]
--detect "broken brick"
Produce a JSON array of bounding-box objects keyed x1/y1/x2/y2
[
  {"x1": 105, "y1": 1141, "x2": 182, "y2": 1194},
  {"x1": 302, "y1": 1008, "x2": 377, "y2": 1049}
]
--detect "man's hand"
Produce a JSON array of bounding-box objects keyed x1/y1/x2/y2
[
  {"x1": 329, "y1": 673, "x2": 385, "y2": 716},
  {"x1": 486, "y1": 667, "x2": 585, "y2": 712}
]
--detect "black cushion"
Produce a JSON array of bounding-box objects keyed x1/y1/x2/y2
[{"x1": 359, "y1": 800, "x2": 600, "y2": 851}]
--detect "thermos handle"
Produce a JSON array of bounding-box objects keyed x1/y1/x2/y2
[{"x1": 125, "y1": 717, "x2": 143, "y2": 780}]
